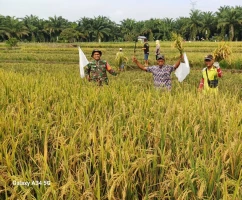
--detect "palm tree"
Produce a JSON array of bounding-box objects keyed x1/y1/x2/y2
[
  {"x1": 187, "y1": 9, "x2": 203, "y2": 40},
  {"x1": 1, "y1": 16, "x2": 29, "y2": 39},
  {"x1": 36, "y1": 19, "x2": 49, "y2": 42},
  {"x1": 23, "y1": 15, "x2": 40, "y2": 41},
  {"x1": 68, "y1": 21, "x2": 86, "y2": 41},
  {"x1": 141, "y1": 19, "x2": 157, "y2": 41},
  {"x1": 77, "y1": 16, "x2": 113, "y2": 42},
  {"x1": 201, "y1": 11, "x2": 216, "y2": 40},
  {"x1": 217, "y1": 6, "x2": 242, "y2": 41},
  {"x1": 45, "y1": 16, "x2": 68, "y2": 42},
  {"x1": 173, "y1": 17, "x2": 190, "y2": 40},
  {"x1": 77, "y1": 17, "x2": 93, "y2": 42},
  {"x1": 120, "y1": 18, "x2": 137, "y2": 41},
  {"x1": 0, "y1": 15, "x2": 10, "y2": 40},
  {"x1": 90, "y1": 16, "x2": 112, "y2": 42},
  {"x1": 162, "y1": 18, "x2": 175, "y2": 40},
  {"x1": 234, "y1": 6, "x2": 242, "y2": 40},
  {"x1": 150, "y1": 19, "x2": 163, "y2": 40},
  {"x1": 215, "y1": 6, "x2": 230, "y2": 40}
]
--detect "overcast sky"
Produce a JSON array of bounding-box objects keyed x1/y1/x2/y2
[{"x1": 0, "y1": 0, "x2": 241, "y2": 23}]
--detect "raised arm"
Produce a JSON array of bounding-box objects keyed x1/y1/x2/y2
[
  {"x1": 214, "y1": 62, "x2": 222, "y2": 77},
  {"x1": 217, "y1": 68, "x2": 222, "y2": 77},
  {"x1": 132, "y1": 56, "x2": 147, "y2": 71},
  {"x1": 174, "y1": 54, "x2": 183, "y2": 69},
  {"x1": 155, "y1": 44, "x2": 160, "y2": 54}
]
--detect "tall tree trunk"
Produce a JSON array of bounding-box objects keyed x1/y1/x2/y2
[{"x1": 230, "y1": 24, "x2": 234, "y2": 41}]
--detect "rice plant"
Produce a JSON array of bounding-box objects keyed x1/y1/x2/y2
[{"x1": 0, "y1": 42, "x2": 241, "y2": 199}]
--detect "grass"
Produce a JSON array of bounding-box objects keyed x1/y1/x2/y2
[{"x1": 0, "y1": 42, "x2": 241, "y2": 199}]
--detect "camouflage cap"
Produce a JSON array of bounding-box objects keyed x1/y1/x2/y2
[{"x1": 91, "y1": 49, "x2": 102, "y2": 57}]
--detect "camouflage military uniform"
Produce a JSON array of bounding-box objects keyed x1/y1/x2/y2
[{"x1": 85, "y1": 60, "x2": 117, "y2": 85}]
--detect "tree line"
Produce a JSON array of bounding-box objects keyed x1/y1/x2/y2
[{"x1": 0, "y1": 5, "x2": 242, "y2": 43}]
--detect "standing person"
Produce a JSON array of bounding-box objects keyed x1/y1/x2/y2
[
  {"x1": 142, "y1": 38, "x2": 149, "y2": 66},
  {"x1": 115, "y1": 48, "x2": 125, "y2": 71},
  {"x1": 85, "y1": 49, "x2": 118, "y2": 86},
  {"x1": 155, "y1": 40, "x2": 161, "y2": 60},
  {"x1": 132, "y1": 54, "x2": 182, "y2": 90},
  {"x1": 198, "y1": 54, "x2": 222, "y2": 94}
]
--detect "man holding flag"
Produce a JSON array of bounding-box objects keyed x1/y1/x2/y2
[{"x1": 84, "y1": 49, "x2": 118, "y2": 86}]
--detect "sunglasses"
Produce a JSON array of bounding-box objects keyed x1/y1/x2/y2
[{"x1": 204, "y1": 59, "x2": 212, "y2": 62}]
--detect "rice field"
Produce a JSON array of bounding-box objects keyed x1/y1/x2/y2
[{"x1": 0, "y1": 42, "x2": 242, "y2": 200}]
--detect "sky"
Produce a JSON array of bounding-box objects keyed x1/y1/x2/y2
[{"x1": 0, "y1": 0, "x2": 241, "y2": 23}]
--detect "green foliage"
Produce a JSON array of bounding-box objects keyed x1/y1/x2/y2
[
  {"x1": 5, "y1": 37, "x2": 18, "y2": 48},
  {"x1": 1, "y1": 6, "x2": 242, "y2": 43},
  {"x1": 59, "y1": 28, "x2": 79, "y2": 43}
]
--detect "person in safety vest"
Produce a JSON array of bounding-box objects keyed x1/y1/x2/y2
[{"x1": 198, "y1": 54, "x2": 222, "y2": 94}]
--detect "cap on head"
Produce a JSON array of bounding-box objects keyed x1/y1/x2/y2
[
  {"x1": 156, "y1": 54, "x2": 165, "y2": 60},
  {"x1": 155, "y1": 40, "x2": 160, "y2": 44},
  {"x1": 91, "y1": 49, "x2": 102, "y2": 57},
  {"x1": 204, "y1": 54, "x2": 213, "y2": 61},
  {"x1": 119, "y1": 48, "x2": 122, "y2": 51}
]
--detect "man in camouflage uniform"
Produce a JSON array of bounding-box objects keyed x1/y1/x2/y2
[{"x1": 85, "y1": 49, "x2": 118, "y2": 86}]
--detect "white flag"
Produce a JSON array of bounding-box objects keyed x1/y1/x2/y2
[
  {"x1": 175, "y1": 52, "x2": 190, "y2": 82},
  {"x1": 78, "y1": 47, "x2": 89, "y2": 78}
]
